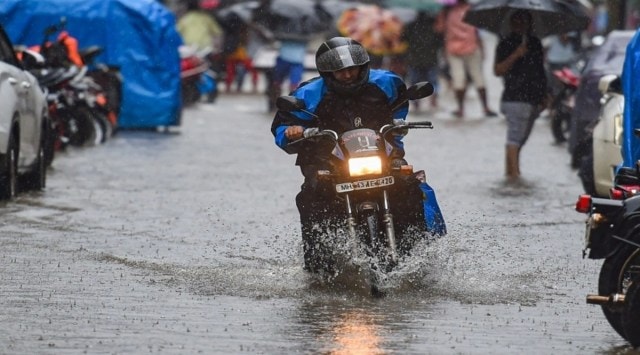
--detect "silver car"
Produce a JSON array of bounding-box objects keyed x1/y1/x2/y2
[
  {"x1": 0, "y1": 25, "x2": 49, "y2": 199},
  {"x1": 579, "y1": 74, "x2": 623, "y2": 197}
]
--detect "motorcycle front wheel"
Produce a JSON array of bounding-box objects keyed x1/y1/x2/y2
[
  {"x1": 551, "y1": 107, "x2": 571, "y2": 144},
  {"x1": 66, "y1": 106, "x2": 100, "y2": 147},
  {"x1": 599, "y1": 237, "x2": 640, "y2": 340},
  {"x1": 359, "y1": 209, "x2": 397, "y2": 274}
]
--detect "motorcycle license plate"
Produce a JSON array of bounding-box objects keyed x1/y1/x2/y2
[{"x1": 335, "y1": 176, "x2": 394, "y2": 193}]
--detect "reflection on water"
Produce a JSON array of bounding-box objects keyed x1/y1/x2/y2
[
  {"x1": 296, "y1": 301, "x2": 387, "y2": 355},
  {"x1": 329, "y1": 311, "x2": 381, "y2": 355}
]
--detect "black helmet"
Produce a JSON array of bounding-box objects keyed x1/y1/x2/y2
[{"x1": 315, "y1": 37, "x2": 370, "y2": 95}]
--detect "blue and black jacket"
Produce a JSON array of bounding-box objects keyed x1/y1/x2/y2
[{"x1": 270, "y1": 69, "x2": 409, "y2": 166}]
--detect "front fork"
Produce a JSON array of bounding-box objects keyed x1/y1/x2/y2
[{"x1": 344, "y1": 191, "x2": 399, "y2": 264}]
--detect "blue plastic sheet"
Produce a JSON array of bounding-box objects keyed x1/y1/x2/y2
[
  {"x1": 622, "y1": 29, "x2": 640, "y2": 168},
  {"x1": 0, "y1": 0, "x2": 183, "y2": 128},
  {"x1": 420, "y1": 182, "x2": 447, "y2": 236}
]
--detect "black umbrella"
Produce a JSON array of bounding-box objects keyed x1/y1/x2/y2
[
  {"x1": 254, "y1": 0, "x2": 333, "y2": 40},
  {"x1": 216, "y1": 1, "x2": 260, "y2": 24},
  {"x1": 462, "y1": 0, "x2": 590, "y2": 38}
]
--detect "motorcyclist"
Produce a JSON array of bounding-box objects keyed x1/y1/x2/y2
[{"x1": 270, "y1": 37, "x2": 431, "y2": 271}]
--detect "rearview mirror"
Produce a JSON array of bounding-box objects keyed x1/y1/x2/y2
[
  {"x1": 406, "y1": 81, "x2": 434, "y2": 100},
  {"x1": 276, "y1": 96, "x2": 306, "y2": 112}
]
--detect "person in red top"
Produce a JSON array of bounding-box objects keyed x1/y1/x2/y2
[{"x1": 436, "y1": 0, "x2": 496, "y2": 118}]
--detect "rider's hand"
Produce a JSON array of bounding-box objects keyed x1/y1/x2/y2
[{"x1": 285, "y1": 125, "x2": 304, "y2": 140}]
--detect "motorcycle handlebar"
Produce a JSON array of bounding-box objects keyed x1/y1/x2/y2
[
  {"x1": 288, "y1": 120, "x2": 434, "y2": 148},
  {"x1": 287, "y1": 128, "x2": 338, "y2": 147}
]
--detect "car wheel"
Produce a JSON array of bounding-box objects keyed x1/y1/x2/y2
[
  {"x1": 44, "y1": 118, "x2": 57, "y2": 167},
  {"x1": 21, "y1": 139, "x2": 46, "y2": 191},
  {"x1": 0, "y1": 131, "x2": 19, "y2": 200}
]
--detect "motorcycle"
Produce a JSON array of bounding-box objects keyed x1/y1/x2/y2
[
  {"x1": 26, "y1": 18, "x2": 110, "y2": 149},
  {"x1": 548, "y1": 67, "x2": 580, "y2": 144},
  {"x1": 179, "y1": 45, "x2": 218, "y2": 105},
  {"x1": 575, "y1": 158, "x2": 640, "y2": 345},
  {"x1": 79, "y1": 45, "x2": 122, "y2": 134},
  {"x1": 277, "y1": 82, "x2": 446, "y2": 292}
]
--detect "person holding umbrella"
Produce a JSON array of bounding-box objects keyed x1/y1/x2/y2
[{"x1": 494, "y1": 10, "x2": 547, "y2": 181}]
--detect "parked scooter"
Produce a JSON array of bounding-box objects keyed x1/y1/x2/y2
[
  {"x1": 179, "y1": 45, "x2": 218, "y2": 105},
  {"x1": 548, "y1": 67, "x2": 580, "y2": 144}
]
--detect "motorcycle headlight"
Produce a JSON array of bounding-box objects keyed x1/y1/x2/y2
[{"x1": 348, "y1": 156, "x2": 382, "y2": 177}]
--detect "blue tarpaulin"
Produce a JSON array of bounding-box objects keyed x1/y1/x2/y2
[
  {"x1": 0, "y1": 0, "x2": 183, "y2": 128},
  {"x1": 622, "y1": 29, "x2": 640, "y2": 167}
]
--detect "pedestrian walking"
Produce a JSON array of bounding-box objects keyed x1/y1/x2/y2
[
  {"x1": 436, "y1": 0, "x2": 496, "y2": 118},
  {"x1": 402, "y1": 11, "x2": 443, "y2": 111},
  {"x1": 221, "y1": 23, "x2": 259, "y2": 93},
  {"x1": 176, "y1": 0, "x2": 223, "y2": 53},
  {"x1": 494, "y1": 10, "x2": 547, "y2": 181}
]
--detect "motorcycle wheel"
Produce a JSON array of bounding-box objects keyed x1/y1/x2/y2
[
  {"x1": 623, "y1": 279, "x2": 640, "y2": 347},
  {"x1": 90, "y1": 109, "x2": 113, "y2": 143},
  {"x1": 181, "y1": 81, "x2": 201, "y2": 106},
  {"x1": 360, "y1": 209, "x2": 397, "y2": 273},
  {"x1": 599, "y1": 237, "x2": 640, "y2": 340},
  {"x1": 67, "y1": 106, "x2": 100, "y2": 147},
  {"x1": 551, "y1": 108, "x2": 571, "y2": 144}
]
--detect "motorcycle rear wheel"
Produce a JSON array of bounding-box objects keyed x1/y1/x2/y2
[
  {"x1": 67, "y1": 106, "x2": 100, "y2": 147},
  {"x1": 599, "y1": 237, "x2": 640, "y2": 340}
]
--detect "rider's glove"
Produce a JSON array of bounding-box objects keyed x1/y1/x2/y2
[
  {"x1": 391, "y1": 119, "x2": 408, "y2": 137},
  {"x1": 303, "y1": 127, "x2": 319, "y2": 138}
]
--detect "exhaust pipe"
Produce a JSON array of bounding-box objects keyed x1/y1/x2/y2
[{"x1": 586, "y1": 293, "x2": 625, "y2": 305}]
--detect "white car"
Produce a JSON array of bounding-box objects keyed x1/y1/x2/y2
[
  {"x1": 0, "y1": 25, "x2": 49, "y2": 199},
  {"x1": 581, "y1": 74, "x2": 623, "y2": 197}
]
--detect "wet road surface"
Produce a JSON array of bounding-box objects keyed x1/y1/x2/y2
[
  {"x1": 0, "y1": 91, "x2": 636, "y2": 354},
  {"x1": 1, "y1": 33, "x2": 638, "y2": 352}
]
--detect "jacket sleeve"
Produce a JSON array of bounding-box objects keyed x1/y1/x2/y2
[
  {"x1": 370, "y1": 70, "x2": 410, "y2": 152},
  {"x1": 270, "y1": 78, "x2": 324, "y2": 153}
]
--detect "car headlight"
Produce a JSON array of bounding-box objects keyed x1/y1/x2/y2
[{"x1": 348, "y1": 156, "x2": 382, "y2": 177}]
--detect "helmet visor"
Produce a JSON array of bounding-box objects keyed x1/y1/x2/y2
[{"x1": 316, "y1": 44, "x2": 369, "y2": 73}]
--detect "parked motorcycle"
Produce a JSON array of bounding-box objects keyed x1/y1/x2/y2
[
  {"x1": 548, "y1": 67, "x2": 580, "y2": 144},
  {"x1": 79, "y1": 45, "x2": 122, "y2": 134},
  {"x1": 179, "y1": 45, "x2": 218, "y2": 105},
  {"x1": 26, "y1": 19, "x2": 109, "y2": 148},
  {"x1": 575, "y1": 158, "x2": 640, "y2": 345},
  {"x1": 277, "y1": 82, "x2": 446, "y2": 293}
]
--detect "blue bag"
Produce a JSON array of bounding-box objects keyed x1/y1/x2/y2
[{"x1": 420, "y1": 182, "x2": 447, "y2": 236}]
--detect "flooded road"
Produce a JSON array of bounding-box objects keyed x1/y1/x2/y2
[{"x1": 0, "y1": 87, "x2": 636, "y2": 354}]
